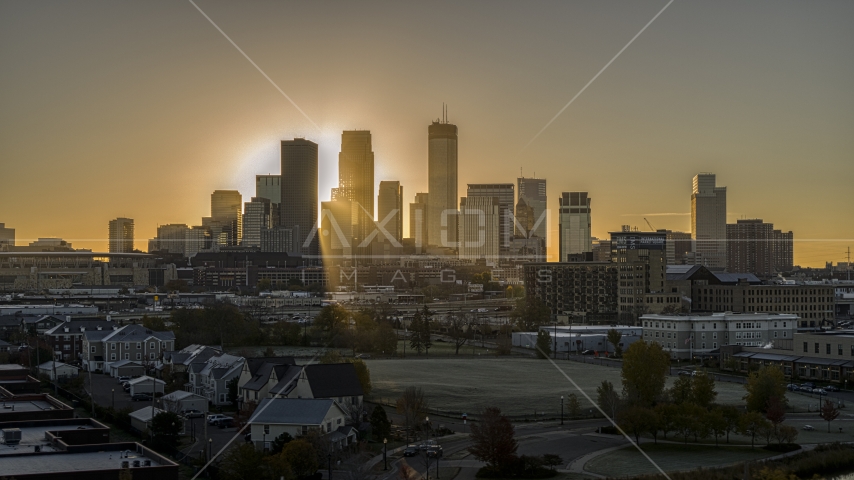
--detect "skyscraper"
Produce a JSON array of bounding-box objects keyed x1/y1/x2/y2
[
  {"x1": 256, "y1": 174, "x2": 281, "y2": 227},
  {"x1": 559, "y1": 192, "x2": 592, "y2": 262},
  {"x1": 377, "y1": 181, "x2": 403, "y2": 243},
  {"x1": 0, "y1": 223, "x2": 14, "y2": 250},
  {"x1": 517, "y1": 177, "x2": 547, "y2": 240},
  {"x1": 409, "y1": 192, "x2": 429, "y2": 252},
  {"x1": 210, "y1": 190, "x2": 242, "y2": 246},
  {"x1": 427, "y1": 114, "x2": 458, "y2": 248},
  {"x1": 336, "y1": 131, "x2": 375, "y2": 245},
  {"x1": 691, "y1": 173, "x2": 727, "y2": 268},
  {"x1": 726, "y1": 219, "x2": 793, "y2": 276},
  {"x1": 459, "y1": 195, "x2": 500, "y2": 264},
  {"x1": 242, "y1": 197, "x2": 272, "y2": 248},
  {"x1": 108, "y1": 217, "x2": 134, "y2": 253},
  {"x1": 281, "y1": 138, "x2": 318, "y2": 257},
  {"x1": 466, "y1": 184, "x2": 515, "y2": 259},
  {"x1": 151, "y1": 223, "x2": 189, "y2": 255}
]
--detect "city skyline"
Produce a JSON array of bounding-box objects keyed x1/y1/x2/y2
[{"x1": 1, "y1": 1, "x2": 852, "y2": 266}]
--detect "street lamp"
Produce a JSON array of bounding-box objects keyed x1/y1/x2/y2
[
  {"x1": 111, "y1": 388, "x2": 115, "y2": 410},
  {"x1": 560, "y1": 395, "x2": 564, "y2": 425},
  {"x1": 327, "y1": 452, "x2": 332, "y2": 480},
  {"x1": 383, "y1": 438, "x2": 388, "y2": 471},
  {"x1": 208, "y1": 438, "x2": 212, "y2": 461}
]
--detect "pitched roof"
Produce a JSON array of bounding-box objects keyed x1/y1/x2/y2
[
  {"x1": 129, "y1": 406, "x2": 165, "y2": 422},
  {"x1": 248, "y1": 398, "x2": 336, "y2": 425},
  {"x1": 102, "y1": 324, "x2": 175, "y2": 343},
  {"x1": 45, "y1": 318, "x2": 115, "y2": 336},
  {"x1": 128, "y1": 375, "x2": 165, "y2": 386},
  {"x1": 162, "y1": 390, "x2": 204, "y2": 402},
  {"x1": 268, "y1": 365, "x2": 303, "y2": 397},
  {"x1": 304, "y1": 363, "x2": 364, "y2": 398},
  {"x1": 110, "y1": 360, "x2": 144, "y2": 369},
  {"x1": 38, "y1": 361, "x2": 77, "y2": 370},
  {"x1": 242, "y1": 357, "x2": 296, "y2": 391},
  {"x1": 245, "y1": 357, "x2": 296, "y2": 376}
]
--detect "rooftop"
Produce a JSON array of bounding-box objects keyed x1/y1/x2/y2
[
  {"x1": 0, "y1": 399, "x2": 57, "y2": 413},
  {"x1": 0, "y1": 444, "x2": 170, "y2": 476},
  {"x1": 248, "y1": 398, "x2": 336, "y2": 425},
  {"x1": 0, "y1": 419, "x2": 105, "y2": 456}
]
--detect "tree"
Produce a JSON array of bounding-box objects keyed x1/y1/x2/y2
[
  {"x1": 765, "y1": 396, "x2": 787, "y2": 434},
  {"x1": 535, "y1": 330, "x2": 552, "y2": 359},
  {"x1": 312, "y1": 304, "x2": 349, "y2": 345},
  {"x1": 744, "y1": 366, "x2": 788, "y2": 413},
  {"x1": 776, "y1": 425, "x2": 798, "y2": 444},
  {"x1": 621, "y1": 340, "x2": 669, "y2": 407},
  {"x1": 256, "y1": 278, "x2": 272, "y2": 292},
  {"x1": 511, "y1": 296, "x2": 551, "y2": 331},
  {"x1": 654, "y1": 403, "x2": 677, "y2": 440},
  {"x1": 669, "y1": 375, "x2": 693, "y2": 405},
  {"x1": 270, "y1": 432, "x2": 293, "y2": 455},
  {"x1": 348, "y1": 358, "x2": 372, "y2": 396},
  {"x1": 420, "y1": 306, "x2": 433, "y2": 354},
  {"x1": 280, "y1": 439, "x2": 319, "y2": 478},
  {"x1": 469, "y1": 407, "x2": 518, "y2": 471},
  {"x1": 409, "y1": 312, "x2": 424, "y2": 354},
  {"x1": 371, "y1": 322, "x2": 398, "y2": 355},
  {"x1": 738, "y1": 411, "x2": 770, "y2": 448},
  {"x1": 447, "y1": 312, "x2": 471, "y2": 355},
  {"x1": 164, "y1": 279, "x2": 190, "y2": 293},
  {"x1": 218, "y1": 443, "x2": 269, "y2": 480},
  {"x1": 541, "y1": 454, "x2": 563, "y2": 471},
  {"x1": 820, "y1": 399, "x2": 840, "y2": 432},
  {"x1": 719, "y1": 405, "x2": 741, "y2": 444},
  {"x1": 149, "y1": 411, "x2": 182, "y2": 451},
  {"x1": 606, "y1": 329, "x2": 623, "y2": 357},
  {"x1": 227, "y1": 377, "x2": 239, "y2": 405},
  {"x1": 705, "y1": 408, "x2": 727, "y2": 447},
  {"x1": 692, "y1": 372, "x2": 718, "y2": 409},
  {"x1": 565, "y1": 393, "x2": 581, "y2": 418},
  {"x1": 618, "y1": 406, "x2": 656, "y2": 444},
  {"x1": 596, "y1": 380, "x2": 621, "y2": 419},
  {"x1": 141, "y1": 315, "x2": 166, "y2": 331},
  {"x1": 370, "y1": 405, "x2": 391, "y2": 441},
  {"x1": 396, "y1": 387, "x2": 428, "y2": 439}
]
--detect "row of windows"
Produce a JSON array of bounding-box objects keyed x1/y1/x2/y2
[
  {"x1": 108, "y1": 352, "x2": 156, "y2": 361},
  {"x1": 803, "y1": 342, "x2": 854, "y2": 357}
]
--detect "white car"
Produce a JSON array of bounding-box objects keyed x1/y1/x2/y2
[{"x1": 803, "y1": 425, "x2": 815, "y2": 431}]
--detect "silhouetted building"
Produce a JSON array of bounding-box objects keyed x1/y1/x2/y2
[
  {"x1": 256, "y1": 174, "x2": 281, "y2": 227},
  {"x1": 281, "y1": 139, "x2": 318, "y2": 257},
  {"x1": 377, "y1": 181, "x2": 403, "y2": 243},
  {"x1": 466, "y1": 184, "x2": 514, "y2": 259},
  {"x1": 336, "y1": 131, "x2": 375, "y2": 245},
  {"x1": 523, "y1": 262, "x2": 618, "y2": 323},
  {"x1": 0, "y1": 223, "x2": 14, "y2": 250},
  {"x1": 108, "y1": 218, "x2": 134, "y2": 253},
  {"x1": 559, "y1": 192, "x2": 592, "y2": 262},
  {"x1": 657, "y1": 229, "x2": 692, "y2": 265},
  {"x1": 691, "y1": 173, "x2": 727, "y2": 268},
  {"x1": 409, "y1": 192, "x2": 429, "y2": 253},
  {"x1": 210, "y1": 190, "x2": 242, "y2": 247},
  {"x1": 726, "y1": 219, "x2": 794, "y2": 277},
  {"x1": 150, "y1": 224, "x2": 190, "y2": 255},
  {"x1": 458, "y1": 196, "x2": 499, "y2": 265},
  {"x1": 611, "y1": 231, "x2": 667, "y2": 324},
  {"x1": 517, "y1": 177, "x2": 547, "y2": 241},
  {"x1": 242, "y1": 197, "x2": 272, "y2": 248},
  {"x1": 427, "y1": 115, "x2": 458, "y2": 248}
]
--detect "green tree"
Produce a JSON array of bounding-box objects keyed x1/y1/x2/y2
[
  {"x1": 705, "y1": 408, "x2": 727, "y2": 447},
  {"x1": 280, "y1": 439, "x2": 319, "y2": 478},
  {"x1": 776, "y1": 425, "x2": 798, "y2": 444},
  {"x1": 349, "y1": 358, "x2": 372, "y2": 395},
  {"x1": 669, "y1": 375, "x2": 693, "y2": 405},
  {"x1": 227, "y1": 377, "x2": 239, "y2": 405},
  {"x1": 409, "y1": 312, "x2": 424, "y2": 354},
  {"x1": 141, "y1": 315, "x2": 166, "y2": 331},
  {"x1": 256, "y1": 278, "x2": 272, "y2": 292},
  {"x1": 469, "y1": 407, "x2": 518, "y2": 471},
  {"x1": 820, "y1": 399, "x2": 840, "y2": 432},
  {"x1": 371, "y1": 322, "x2": 398, "y2": 355},
  {"x1": 270, "y1": 432, "x2": 293, "y2": 455},
  {"x1": 565, "y1": 393, "x2": 581, "y2": 418},
  {"x1": 511, "y1": 296, "x2": 551, "y2": 331},
  {"x1": 618, "y1": 406, "x2": 656, "y2": 444},
  {"x1": 744, "y1": 366, "x2": 788, "y2": 413},
  {"x1": 596, "y1": 380, "x2": 621, "y2": 419},
  {"x1": 654, "y1": 403, "x2": 678, "y2": 440},
  {"x1": 149, "y1": 411, "x2": 182, "y2": 451},
  {"x1": 738, "y1": 411, "x2": 770, "y2": 448},
  {"x1": 312, "y1": 304, "x2": 350, "y2": 345},
  {"x1": 606, "y1": 328, "x2": 623, "y2": 357},
  {"x1": 541, "y1": 454, "x2": 563, "y2": 471},
  {"x1": 621, "y1": 340, "x2": 669, "y2": 407},
  {"x1": 535, "y1": 330, "x2": 552, "y2": 359},
  {"x1": 673, "y1": 403, "x2": 705, "y2": 444},
  {"x1": 370, "y1": 405, "x2": 391, "y2": 441},
  {"x1": 719, "y1": 405, "x2": 741, "y2": 443},
  {"x1": 692, "y1": 372, "x2": 718, "y2": 409}
]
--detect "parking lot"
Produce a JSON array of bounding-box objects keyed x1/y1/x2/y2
[{"x1": 89, "y1": 371, "x2": 143, "y2": 411}]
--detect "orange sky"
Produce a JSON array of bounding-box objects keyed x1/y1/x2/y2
[{"x1": 1, "y1": 1, "x2": 852, "y2": 267}]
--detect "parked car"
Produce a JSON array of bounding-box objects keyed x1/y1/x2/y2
[
  {"x1": 355, "y1": 354, "x2": 371, "y2": 359},
  {"x1": 132, "y1": 393, "x2": 153, "y2": 402},
  {"x1": 678, "y1": 371, "x2": 692, "y2": 376},
  {"x1": 787, "y1": 384, "x2": 799, "y2": 391},
  {"x1": 403, "y1": 446, "x2": 419, "y2": 457},
  {"x1": 426, "y1": 446, "x2": 444, "y2": 458},
  {"x1": 581, "y1": 350, "x2": 594, "y2": 355},
  {"x1": 207, "y1": 414, "x2": 233, "y2": 426},
  {"x1": 813, "y1": 388, "x2": 827, "y2": 395},
  {"x1": 824, "y1": 385, "x2": 839, "y2": 392},
  {"x1": 117, "y1": 376, "x2": 130, "y2": 384},
  {"x1": 419, "y1": 440, "x2": 438, "y2": 451},
  {"x1": 803, "y1": 425, "x2": 815, "y2": 431},
  {"x1": 217, "y1": 417, "x2": 234, "y2": 428},
  {"x1": 802, "y1": 382, "x2": 816, "y2": 389},
  {"x1": 182, "y1": 409, "x2": 204, "y2": 419},
  {"x1": 207, "y1": 414, "x2": 228, "y2": 425}
]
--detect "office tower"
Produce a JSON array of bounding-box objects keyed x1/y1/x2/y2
[
  {"x1": 558, "y1": 192, "x2": 592, "y2": 262},
  {"x1": 261, "y1": 227, "x2": 293, "y2": 253},
  {"x1": 592, "y1": 238, "x2": 612, "y2": 262},
  {"x1": 466, "y1": 184, "x2": 514, "y2": 259},
  {"x1": 377, "y1": 181, "x2": 403, "y2": 243},
  {"x1": 458, "y1": 195, "x2": 500, "y2": 264},
  {"x1": 514, "y1": 198, "x2": 534, "y2": 236},
  {"x1": 320, "y1": 199, "x2": 354, "y2": 261},
  {"x1": 336, "y1": 131, "x2": 375, "y2": 244},
  {"x1": 517, "y1": 177, "x2": 547, "y2": 240},
  {"x1": 610, "y1": 231, "x2": 667, "y2": 325},
  {"x1": 242, "y1": 197, "x2": 272, "y2": 248},
  {"x1": 256, "y1": 175, "x2": 281, "y2": 227},
  {"x1": 427, "y1": 115, "x2": 458, "y2": 248},
  {"x1": 726, "y1": 219, "x2": 793, "y2": 276},
  {"x1": 210, "y1": 190, "x2": 243, "y2": 246},
  {"x1": 691, "y1": 173, "x2": 727, "y2": 268},
  {"x1": 656, "y1": 229, "x2": 692, "y2": 265},
  {"x1": 152, "y1": 224, "x2": 190, "y2": 255},
  {"x1": 409, "y1": 192, "x2": 429, "y2": 252},
  {"x1": 108, "y1": 217, "x2": 134, "y2": 253},
  {"x1": 185, "y1": 226, "x2": 210, "y2": 258},
  {"x1": 0, "y1": 223, "x2": 14, "y2": 250},
  {"x1": 281, "y1": 139, "x2": 318, "y2": 257}
]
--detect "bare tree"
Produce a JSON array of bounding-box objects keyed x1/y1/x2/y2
[
  {"x1": 447, "y1": 312, "x2": 472, "y2": 355},
  {"x1": 396, "y1": 387, "x2": 429, "y2": 441}
]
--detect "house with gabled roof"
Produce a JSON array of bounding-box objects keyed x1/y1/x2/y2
[
  {"x1": 236, "y1": 357, "x2": 296, "y2": 407},
  {"x1": 81, "y1": 324, "x2": 175, "y2": 372},
  {"x1": 247, "y1": 398, "x2": 356, "y2": 451},
  {"x1": 265, "y1": 363, "x2": 365, "y2": 419}
]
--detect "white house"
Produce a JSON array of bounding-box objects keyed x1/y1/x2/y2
[
  {"x1": 37, "y1": 361, "x2": 79, "y2": 380},
  {"x1": 128, "y1": 375, "x2": 166, "y2": 396},
  {"x1": 162, "y1": 390, "x2": 208, "y2": 414},
  {"x1": 186, "y1": 353, "x2": 244, "y2": 406},
  {"x1": 129, "y1": 406, "x2": 165, "y2": 434},
  {"x1": 247, "y1": 398, "x2": 353, "y2": 451}
]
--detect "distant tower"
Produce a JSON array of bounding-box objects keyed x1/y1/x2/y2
[
  {"x1": 0, "y1": 223, "x2": 14, "y2": 250},
  {"x1": 559, "y1": 192, "x2": 592, "y2": 261},
  {"x1": 427, "y1": 107, "x2": 458, "y2": 248},
  {"x1": 210, "y1": 190, "x2": 243, "y2": 247},
  {"x1": 465, "y1": 184, "x2": 515, "y2": 259},
  {"x1": 409, "y1": 192, "x2": 429, "y2": 252},
  {"x1": 281, "y1": 138, "x2": 318, "y2": 257},
  {"x1": 242, "y1": 197, "x2": 272, "y2": 248},
  {"x1": 336, "y1": 131, "x2": 375, "y2": 246},
  {"x1": 255, "y1": 175, "x2": 281, "y2": 227},
  {"x1": 691, "y1": 173, "x2": 727, "y2": 268},
  {"x1": 377, "y1": 181, "x2": 403, "y2": 243},
  {"x1": 108, "y1": 217, "x2": 135, "y2": 253}
]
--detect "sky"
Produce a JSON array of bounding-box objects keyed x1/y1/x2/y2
[{"x1": 1, "y1": 0, "x2": 852, "y2": 266}]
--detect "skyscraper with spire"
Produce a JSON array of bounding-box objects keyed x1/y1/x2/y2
[{"x1": 427, "y1": 106, "x2": 458, "y2": 248}]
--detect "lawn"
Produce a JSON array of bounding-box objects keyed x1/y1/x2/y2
[{"x1": 584, "y1": 444, "x2": 777, "y2": 477}]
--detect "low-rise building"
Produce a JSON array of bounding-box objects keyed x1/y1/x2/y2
[
  {"x1": 640, "y1": 312, "x2": 798, "y2": 359},
  {"x1": 82, "y1": 324, "x2": 175, "y2": 372},
  {"x1": 129, "y1": 406, "x2": 165, "y2": 434},
  {"x1": 128, "y1": 376, "x2": 165, "y2": 396},
  {"x1": 247, "y1": 398, "x2": 352, "y2": 451},
  {"x1": 161, "y1": 390, "x2": 208, "y2": 414},
  {"x1": 37, "y1": 361, "x2": 79, "y2": 381},
  {"x1": 44, "y1": 317, "x2": 115, "y2": 362},
  {"x1": 0, "y1": 394, "x2": 74, "y2": 422}
]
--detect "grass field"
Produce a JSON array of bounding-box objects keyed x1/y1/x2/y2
[
  {"x1": 584, "y1": 444, "x2": 777, "y2": 477},
  {"x1": 366, "y1": 357, "x2": 809, "y2": 417}
]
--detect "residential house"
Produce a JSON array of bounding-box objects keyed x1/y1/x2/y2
[
  {"x1": 37, "y1": 361, "x2": 79, "y2": 381},
  {"x1": 22, "y1": 315, "x2": 65, "y2": 335},
  {"x1": 237, "y1": 357, "x2": 296, "y2": 407},
  {"x1": 161, "y1": 390, "x2": 208, "y2": 414},
  {"x1": 247, "y1": 398, "x2": 355, "y2": 451},
  {"x1": 267, "y1": 363, "x2": 365, "y2": 419},
  {"x1": 128, "y1": 376, "x2": 166, "y2": 396},
  {"x1": 0, "y1": 339, "x2": 10, "y2": 354},
  {"x1": 82, "y1": 324, "x2": 175, "y2": 372},
  {"x1": 44, "y1": 317, "x2": 115, "y2": 362},
  {"x1": 186, "y1": 353, "x2": 244, "y2": 406},
  {"x1": 129, "y1": 406, "x2": 165, "y2": 434}
]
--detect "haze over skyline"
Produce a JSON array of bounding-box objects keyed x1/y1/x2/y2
[{"x1": 1, "y1": 1, "x2": 852, "y2": 266}]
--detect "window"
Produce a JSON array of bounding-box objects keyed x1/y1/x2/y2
[
  {"x1": 264, "y1": 425, "x2": 270, "y2": 434},
  {"x1": 124, "y1": 342, "x2": 129, "y2": 349},
  {"x1": 327, "y1": 422, "x2": 332, "y2": 432},
  {"x1": 91, "y1": 346, "x2": 96, "y2": 353},
  {"x1": 337, "y1": 418, "x2": 342, "y2": 425},
  {"x1": 804, "y1": 342, "x2": 808, "y2": 353},
  {"x1": 713, "y1": 342, "x2": 717, "y2": 348},
  {"x1": 827, "y1": 344, "x2": 831, "y2": 355},
  {"x1": 111, "y1": 343, "x2": 116, "y2": 350},
  {"x1": 124, "y1": 353, "x2": 129, "y2": 360},
  {"x1": 149, "y1": 353, "x2": 155, "y2": 360},
  {"x1": 713, "y1": 332, "x2": 717, "y2": 339},
  {"x1": 302, "y1": 426, "x2": 308, "y2": 435},
  {"x1": 815, "y1": 343, "x2": 820, "y2": 354},
  {"x1": 136, "y1": 353, "x2": 141, "y2": 360},
  {"x1": 63, "y1": 345, "x2": 70, "y2": 350},
  {"x1": 111, "y1": 353, "x2": 116, "y2": 360},
  {"x1": 136, "y1": 342, "x2": 141, "y2": 349},
  {"x1": 840, "y1": 344, "x2": 844, "y2": 356}
]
